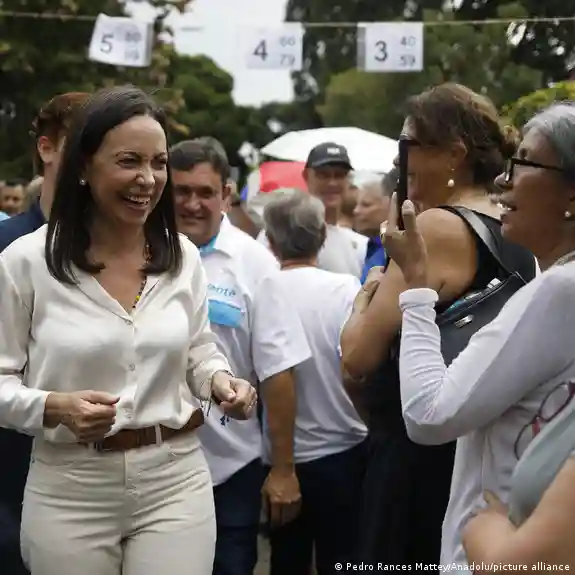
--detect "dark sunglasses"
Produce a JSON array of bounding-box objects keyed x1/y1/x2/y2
[
  {"x1": 503, "y1": 157, "x2": 564, "y2": 185},
  {"x1": 399, "y1": 135, "x2": 422, "y2": 147}
]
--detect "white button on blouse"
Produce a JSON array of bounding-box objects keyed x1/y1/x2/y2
[{"x1": 0, "y1": 226, "x2": 233, "y2": 442}]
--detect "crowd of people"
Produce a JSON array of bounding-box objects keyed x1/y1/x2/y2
[{"x1": 0, "y1": 81, "x2": 575, "y2": 575}]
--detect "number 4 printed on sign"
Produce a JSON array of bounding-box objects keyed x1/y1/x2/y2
[
  {"x1": 243, "y1": 24, "x2": 304, "y2": 70},
  {"x1": 253, "y1": 40, "x2": 268, "y2": 61}
]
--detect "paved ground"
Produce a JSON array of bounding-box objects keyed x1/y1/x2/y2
[{"x1": 254, "y1": 536, "x2": 271, "y2": 575}]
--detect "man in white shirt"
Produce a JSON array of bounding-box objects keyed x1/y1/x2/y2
[
  {"x1": 170, "y1": 139, "x2": 311, "y2": 575},
  {"x1": 256, "y1": 143, "x2": 368, "y2": 278}
]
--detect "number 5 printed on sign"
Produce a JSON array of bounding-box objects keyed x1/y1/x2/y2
[
  {"x1": 360, "y1": 22, "x2": 424, "y2": 73},
  {"x1": 243, "y1": 24, "x2": 304, "y2": 70},
  {"x1": 88, "y1": 13, "x2": 153, "y2": 68}
]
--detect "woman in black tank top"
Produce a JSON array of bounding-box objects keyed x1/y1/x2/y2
[{"x1": 340, "y1": 83, "x2": 537, "y2": 568}]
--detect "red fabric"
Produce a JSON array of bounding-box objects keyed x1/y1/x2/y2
[{"x1": 258, "y1": 161, "x2": 307, "y2": 193}]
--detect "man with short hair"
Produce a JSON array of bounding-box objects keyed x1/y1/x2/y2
[
  {"x1": 258, "y1": 142, "x2": 368, "y2": 278},
  {"x1": 170, "y1": 139, "x2": 311, "y2": 575},
  {"x1": 0, "y1": 179, "x2": 25, "y2": 216},
  {"x1": 0, "y1": 92, "x2": 88, "y2": 252},
  {"x1": 354, "y1": 168, "x2": 397, "y2": 283},
  {"x1": 0, "y1": 91, "x2": 89, "y2": 574}
]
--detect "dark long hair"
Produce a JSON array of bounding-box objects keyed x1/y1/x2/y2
[{"x1": 45, "y1": 85, "x2": 182, "y2": 284}]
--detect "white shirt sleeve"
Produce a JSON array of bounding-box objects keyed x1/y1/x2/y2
[
  {"x1": 0, "y1": 257, "x2": 50, "y2": 434},
  {"x1": 186, "y1": 251, "x2": 234, "y2": 400},
  {"x1": 252, "y1": 272, "x2": 311, "y2": 382},
  {"x1": 398, "y1": 271, "x2": 575, "y2": 445}
]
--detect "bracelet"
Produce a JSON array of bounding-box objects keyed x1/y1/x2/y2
[{"x1": 210, "y1": 370, "x2": 234, "y2": 405}]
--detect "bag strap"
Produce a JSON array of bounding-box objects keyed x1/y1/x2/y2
[{"x1": 438, "y1": 205, "x2": 514, "y2": 277}]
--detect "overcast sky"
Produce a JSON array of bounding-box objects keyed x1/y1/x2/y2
[{"x1": 127, "y1": 0, "x2": 293, "y2": 106}]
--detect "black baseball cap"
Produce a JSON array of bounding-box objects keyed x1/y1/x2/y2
[{"x1": 305, "y1": 142, "x2": 353, "y2": 171}]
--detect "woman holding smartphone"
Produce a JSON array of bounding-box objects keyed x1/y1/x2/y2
[{"x1": 340, "y1": 83, "x2": 537, "y2": 566}]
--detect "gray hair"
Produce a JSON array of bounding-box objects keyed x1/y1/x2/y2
[
  {"x1": 525, "y1": 101, "x2": 575, "y2": 184},
  {"x1": 263, "y1": 188, "x2": 326, "y2": 260}
]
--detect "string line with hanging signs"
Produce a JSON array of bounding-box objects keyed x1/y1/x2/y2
[
  {"x1": 3, "y1": 10, "x2": 575, "y2": 24},
  {"x1": 3, "y1": 10, "x2": 575, "y2": 73}
]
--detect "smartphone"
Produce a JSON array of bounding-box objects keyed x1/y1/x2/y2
[{"x1": 396, "y1": 137, "x2": 409, "y2": 231}]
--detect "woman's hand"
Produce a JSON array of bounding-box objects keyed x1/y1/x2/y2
[
  {"x1": 353, "y1": 266, "x2": 385, "y2": 313},
  {"x1": 382, "y1": 193, "x2": 429, "y2": 288},
  {"x1": 44, "y1": 391, "x2": 119, "y2": 442},
  {"x1": 212, "y1": 371, "x2": 257, "y2": 420}
]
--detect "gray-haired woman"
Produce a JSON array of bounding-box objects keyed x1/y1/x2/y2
[
  {"x1": 384, "y1": 102, "x2": 575, "y2": 569},
  {"x1": 262, "y1": 189, "x2": 368, "y2": 575}
]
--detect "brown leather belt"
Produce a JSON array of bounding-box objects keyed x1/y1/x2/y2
[{"x1": 92, "y1": 409, "x2": 205, "y2": 453}]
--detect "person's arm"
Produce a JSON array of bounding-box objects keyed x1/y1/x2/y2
[
  {"x1": 463, "y1": 458, "x2": 575, "y2": 569},
  {"x1": 398, "y1": 270, "x2": 575, "y2": 445},
  {"x1": 261, "y1": 369, "x2": 297, "y2": 468},
  {"x1": 253, "y1": 271, "x2": 311, "y2": 524},
  {"x1": 340, "y1": 209, "x2": 475, "y2": 378},
  {"x1": 0, "y1": 257, "x2": 50, "y2": 433},
  {"x1": 252, "y1": 272, "x2": 311, "y2": 469},
  {"x1": 185, "y1": 248, "x2": 234, "y2": 400}
]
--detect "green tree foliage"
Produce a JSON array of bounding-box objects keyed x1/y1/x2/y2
[
  {"x1": 502, "y1": 81, "x2": 575, "y2": 128},
  {"x1": 454, "y1": 0, "x2": 575, "y2": 84},
  {"x1": 284, "y1": 0, "x2": 410, "y2": 128},
  {"x1": 0, "y1": 0, "x2": 272, "y2": 178},
  {"x1": 282, "y1": 0, "x2": 575, "y2": 131},
  {"x1": 320, "y1": 7, "x2": 542, "y2": 137},
  {"x1": 166, "y1": 54, "x2": 274, "y2": 166}
]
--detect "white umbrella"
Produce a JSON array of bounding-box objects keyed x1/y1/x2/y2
[{"x1": 261, "y1": 127, "x2": 398, "y2": 173}]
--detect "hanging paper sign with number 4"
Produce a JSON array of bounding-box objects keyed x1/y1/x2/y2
[
  {"x1": 361, "y1": 22, "x2": 424, "y2": 73},
  {"x1": 88, "y1": 14, "x2": 153, "y2": 68},
  {"x1": 243, "y1": 24, "x2": 304, "y2": 71}
]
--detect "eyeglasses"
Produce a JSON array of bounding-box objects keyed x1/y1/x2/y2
[
  {"x1": 514, "y1": 381, "x2": 575, "y2": 459},
  {"x1": 503, "y1": 157, "x2": 564, "y2": 185}
]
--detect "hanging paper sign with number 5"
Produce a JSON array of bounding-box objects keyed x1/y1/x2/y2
[
  {"x1": 243, "y1": 24, "x2": 304, "y2": 70},
  {"x1": 88, "y1": 14, "x2": 153, "y2": 68},
  {"x1": 361, "y1": 22, "x2": 424, "y2": 72}
]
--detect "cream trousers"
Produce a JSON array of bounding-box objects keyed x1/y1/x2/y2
[{"x1": 21, "y1": 433, "x2": 216, "y2": 575}]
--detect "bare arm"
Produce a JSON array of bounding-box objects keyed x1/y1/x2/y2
[
  {"x1": 463, "y1": 458, "x2": 575, "y2": 570},
  {"x1": 261, "y1": 369, "x2": 296, "y2": 469},
  {"x1": 340, "y1": 209, "x2": 476, "y2": 378}
]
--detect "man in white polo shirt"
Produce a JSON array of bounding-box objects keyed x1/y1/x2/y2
[{"x1": 170, "y1": 139, "x2": 311, "y2": 575}]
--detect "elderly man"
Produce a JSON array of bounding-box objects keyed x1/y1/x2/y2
[
  {"x1": 354, "y1": 168, "x2": 397, "y2": 283},
  {"x1": 257, "y1": 143, "x2": 368, "y2": 279},
  {"x1": 262, "y1": 188, "x2": 368, "y2": 575}
]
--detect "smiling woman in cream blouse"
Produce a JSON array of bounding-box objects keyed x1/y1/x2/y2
[{"x1": 0, "y1": 86, "x2": 256, "y2": 575}]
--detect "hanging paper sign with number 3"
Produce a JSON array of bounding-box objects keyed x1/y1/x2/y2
[
  {"x1": 243, "y1": 24, "x2": 304, "y2": 71},
  {"x1": 88, "y1": 13, "x2": 153, "y2": 68},
  {"x1": 361, "y1": 22, "x2": 424, "y2": 73}
]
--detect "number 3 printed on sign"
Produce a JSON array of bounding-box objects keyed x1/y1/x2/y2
[{"x1": 374, "y1": 40, "x2": 387, "y2": 62}]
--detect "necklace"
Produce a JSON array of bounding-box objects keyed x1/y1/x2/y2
[{"x1": 132, "y1": 243, "x2": 151, "y2": 310}]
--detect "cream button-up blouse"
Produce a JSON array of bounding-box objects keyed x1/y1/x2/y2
[{"x1": 0, "y1": 226, "x2": 232, "y2": 443}]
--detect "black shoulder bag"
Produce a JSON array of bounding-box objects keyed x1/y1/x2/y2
[{"x1": 436, "y1": 206, "x2": 528, "y2": 365}]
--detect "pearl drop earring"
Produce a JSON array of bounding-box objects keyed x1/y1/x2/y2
[
  {"x1": 565, "y1": 211, "x2": 572, "y2": 220},
  {"x1": 79, "y1": 178, "x2": 86, "y2": 186},
  {"x1": 447, "y1": 178, "x2": 455, "y2": 188}
]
